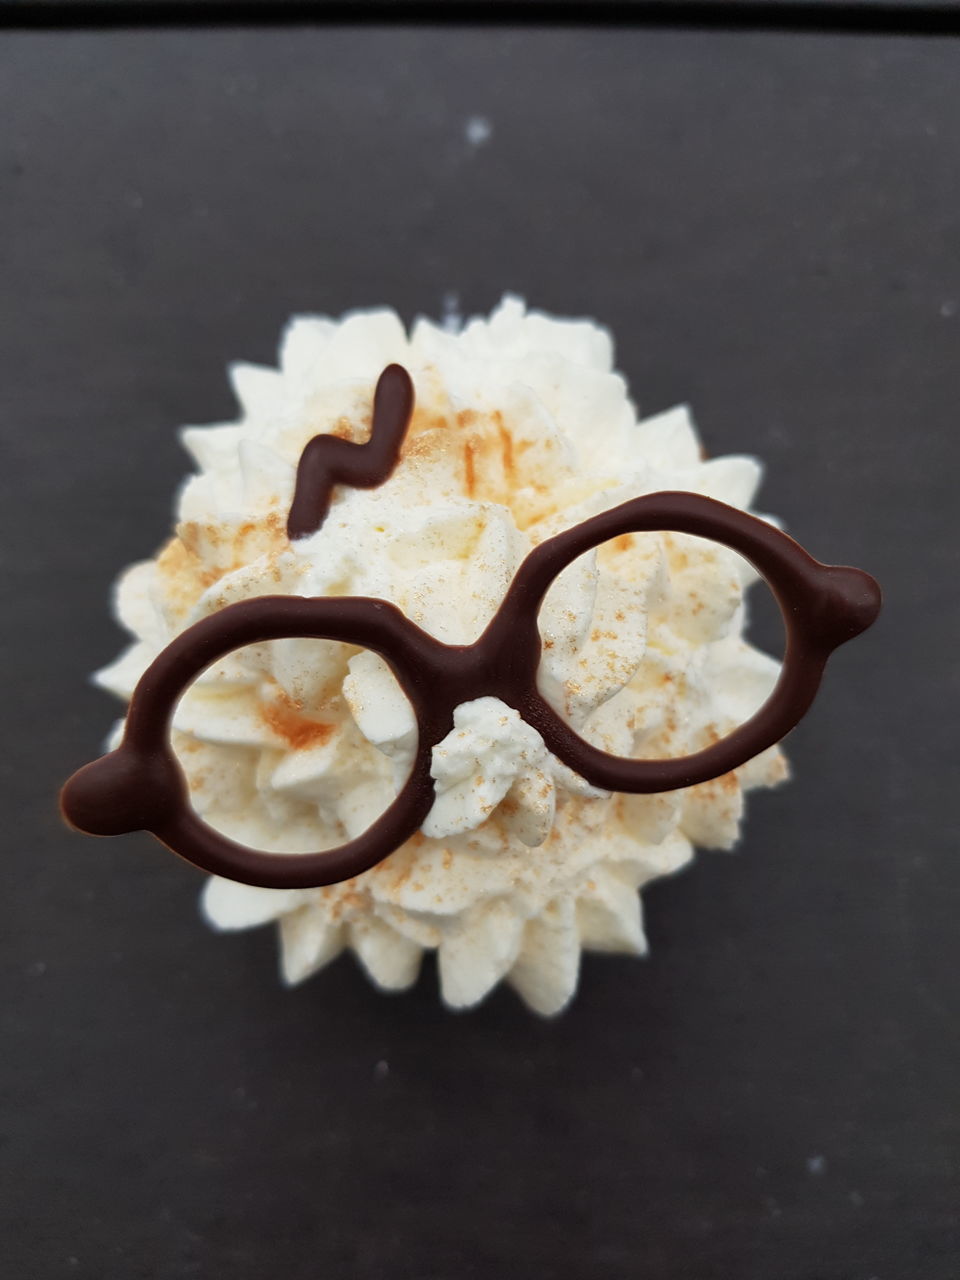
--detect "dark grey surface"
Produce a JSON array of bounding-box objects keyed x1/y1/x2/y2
[
  {"x1": 8, "y1": 0, "x2": 960, "y2": 41},
  {"x1": 7, "y1": 0, "x2": 958, "y2": 9},
  {"x1": 6, "y1": 0, "x2": 959, "y2": 14},
  {"x1": 2, "y1": 26, "x2": 957, "y2": 1280}
]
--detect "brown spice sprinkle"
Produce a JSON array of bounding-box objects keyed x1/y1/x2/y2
[
  {"x1": 496, "y1": 414, "x2": 515, "y2": 481},
  {"x1": 463, "y1": 437, "x2": 478, "y2": 498},
  {"x1": 155, "y1": 537, "x2": 220, "y2": 615},
  {"x1": 397, "y1": 388, "x2": 538, "y2": 515},
  {"x1": 329, "y1": 886, "x2": 368, "y2": 922},
  {"x1": 459, "y1": 409, "x2": 518, "y2": 505},
  {"x1": 330, "y1": 416, "x2": 361, "y2": 442},
  {"x1": 261, "y1": 686, "x2": 335, "y2": 751},
  {"x1": 157, "y1": 513, "x2": 289, "y2": 620}
]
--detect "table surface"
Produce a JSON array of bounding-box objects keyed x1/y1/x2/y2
[
  {"x1": 2, "y1": 21, "x2": 957, "y2": 1280},
  {"x1": 7, "y1": 0, "x2": 960, "y2": 12}
]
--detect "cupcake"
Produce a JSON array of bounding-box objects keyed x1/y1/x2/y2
[{"x1": 61, "y1": 297, "x2": 880, "y2": 1014}]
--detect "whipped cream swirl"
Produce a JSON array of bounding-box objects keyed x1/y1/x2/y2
[{"x1": 96, "y1": 297, "x2": 787, "y2": 1014}]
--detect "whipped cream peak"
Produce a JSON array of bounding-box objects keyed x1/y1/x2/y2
[{"x1": 425, "y1": 698, "x2": 555, "y2": 845}]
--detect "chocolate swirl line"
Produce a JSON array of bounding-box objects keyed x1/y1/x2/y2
[
  {"x1": 61, "y1": 366, "x2": 882, "y2": 890},
  {"x1": 286, "y1": 363, "x2": 414, "y2": 539}
]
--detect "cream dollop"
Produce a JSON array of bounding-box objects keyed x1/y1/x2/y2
[
  {"x1": 96, "y1": 296, "x2": 787, "y2": 1015},
  {"x1": 425, "y1": 699, "x2": 556, "y2": 844}
]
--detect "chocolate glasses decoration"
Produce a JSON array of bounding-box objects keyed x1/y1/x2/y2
[{"x1": 62, "y1": 364, "x2": 881, "y2": 890}]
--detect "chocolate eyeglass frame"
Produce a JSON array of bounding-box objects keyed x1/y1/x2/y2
[{"x1": 61, "y1": 489, "x2": 881, "y2": 890}]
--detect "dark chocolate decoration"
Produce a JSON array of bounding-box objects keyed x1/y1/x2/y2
[
  {"x1": 286, "y1": 362, "x2": 414, "y2": 540},
  {"x1": 61, "y1": 365, "x2": 882, "y2": 890}
]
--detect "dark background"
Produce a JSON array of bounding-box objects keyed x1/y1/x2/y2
[{"x1": 2, "y1": 18, "x2": 958, "y2": 1280}]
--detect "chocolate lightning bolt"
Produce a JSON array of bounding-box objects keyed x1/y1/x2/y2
[
  {"x1": 61, "y1": 365, "x2": 882, "y2": 889},
  {"x1": 286, "y1": 362, "x2": 414, "y2": 539}
]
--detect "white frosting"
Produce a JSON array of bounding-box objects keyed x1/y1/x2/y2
[
  {"x1": 425, "y1": 699, "x2": 555, "y2": 844},
  {"x1": 96, "y1": 296, "x2": 787, "y2": 1015}
]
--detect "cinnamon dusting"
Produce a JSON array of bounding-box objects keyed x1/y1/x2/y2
[{"x1": 262, "y1": 687, "x2": 335, "y2": 751}]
